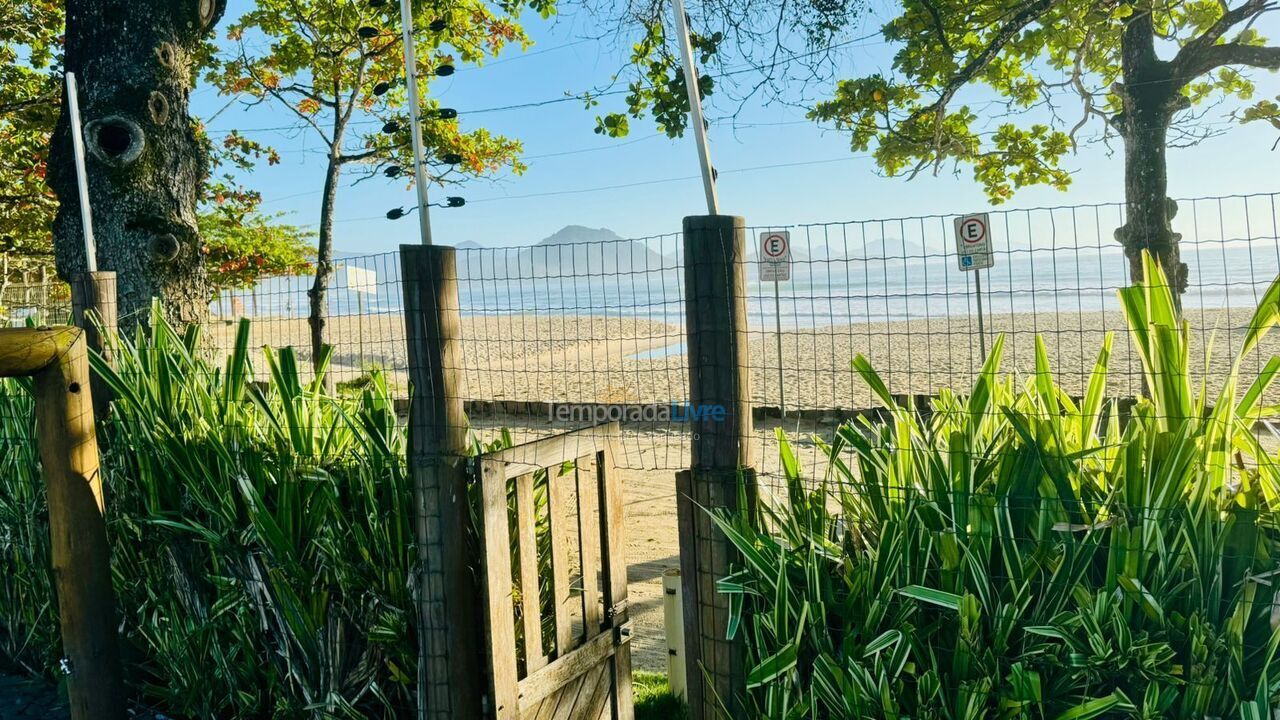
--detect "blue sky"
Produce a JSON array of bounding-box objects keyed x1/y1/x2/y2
[{"x1": 195, "y1": 1, "x2": 1280, "y2": 253}]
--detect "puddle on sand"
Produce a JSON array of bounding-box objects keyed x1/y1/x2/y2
[{"x1": 628, "y1": 341, "x2": 687, "y2": 360}]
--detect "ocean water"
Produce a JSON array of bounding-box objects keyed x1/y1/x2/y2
[{"x1": 218, "y1": 243, "x2": 1279, "y2": 330}]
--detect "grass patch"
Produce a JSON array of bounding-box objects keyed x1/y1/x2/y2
[{"x1": 634, "y1": 671, "x2": 686, "y2": 720}]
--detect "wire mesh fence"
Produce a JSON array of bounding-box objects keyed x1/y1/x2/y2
[
  {"x1": 194, "y1": 192, "x2": 1280, "y2": 478},
  {"x1": 1, "y1": 277, "x2": 70, "y2": 326},
  {"x1": 5, "y1": 191, "x2": 1280, "y2": 716}
]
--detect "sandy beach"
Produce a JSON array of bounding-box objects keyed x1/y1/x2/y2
[{"x1": 208, "y1": 305, "x2": 1280, "y2": 411}]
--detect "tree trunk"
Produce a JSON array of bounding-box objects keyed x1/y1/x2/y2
[
  {"x1": 1114, "y1": 8, "x2": 1187, "y2": 301},
  {"x1": 47, "y1": 0, "x2": 225, "y2": 331},
  {"x1": 308, "y1": 153, "x2": 342, "y2": 388}
]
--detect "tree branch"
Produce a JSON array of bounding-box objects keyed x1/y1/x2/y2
[
  {"x1": 0, "y1": 92, "x2": 56, "y2": 117},
  {"x1": 277, "y1": 84, "x2": 336, "y2": 108},
  {"x1": 920, "y1": 0, "x2": 955, "y2": 55},
  {"x1": 908, "y1": 0, "x2": 1066, "y2": 125},
  {"x1": 1175, "y1": 41, "x2": 1280, "y2": 82},
  {"x1": 1170, "y1": 0, "x2": 1277, "y2": 84},
  {"x1": 337, "y1": 148, "x2": 381, "y2": 165}
]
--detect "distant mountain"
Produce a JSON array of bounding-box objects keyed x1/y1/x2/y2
[
  {"x1": 858, "y1": 237, "x2": 930, "y2": 260},
  {"x1": 457, "y1": 226, "x2": 672, "y2": 280},
  {"x1": 803, "y1": 235, "x2": 936, "y2": 260}
]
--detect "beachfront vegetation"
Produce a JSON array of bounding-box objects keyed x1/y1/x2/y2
[
  {"x1": 1, "y1": 307, "x2": 418, "y2": 716},
  {"x1": 715, "y1": 253, "x2": 1280, "y2": 718}
]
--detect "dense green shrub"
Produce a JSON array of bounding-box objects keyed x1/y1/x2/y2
[
  {"x1": 1, "y1": 309, "x2": 417, "y2": 717},
  {"x1": 717, "y1": 254, "x2": 1280, "y2": 718}
]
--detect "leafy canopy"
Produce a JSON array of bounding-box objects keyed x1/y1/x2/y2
[
  {"x1": 210, "y1": 0, "x2": 558, "y2": 186},
  {"x1": 0, "y1": 0, "x2": 314, "y2": 294},
  {"x1": 807, "y1": 0, "x2": 1280, "y2": 202},
  {"x1": 0, "y1": 0, "x2": 61, "y2": 268}
]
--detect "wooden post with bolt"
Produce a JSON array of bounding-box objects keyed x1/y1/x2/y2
[
  {"x1": 400, "y1": 244, "x2": 482, "y2": 719},
  {"x1": 679, "y1": 214, "x2": 757, "y2": 720},
  {"x1": 70, "y1": 271, "x2": 118, "y2": 420},
  {"x1": 0, "y1": 326, "x2": 125, "y2": 720}
]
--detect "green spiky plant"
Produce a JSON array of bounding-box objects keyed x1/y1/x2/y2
[
  {"x1": 715, "y1": 253, "x2": 1280, "y2": 719},
  {"x1": 0, "y1": 375, "x2": 60, "y2": 678},
  {"x1": 0, "y1": 303, "x2": 547, "y2": 717},
  {"x1": 1, "y1": 305, "x2": 418, "y2": 717}
]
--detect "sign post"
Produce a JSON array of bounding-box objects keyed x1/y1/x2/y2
[
  {"x1": 759, "y1": 231, "x2": 791, "y2": 414},
  {"x1": 345, "y1": 265, "x2": 378, "y2": 370},
  {"x1": 953, "y1": 213, "x2": 994, "y2": 358}
]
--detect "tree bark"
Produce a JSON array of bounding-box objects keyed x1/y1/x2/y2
[
  {"x1": 308, "y1": 151, "x2": 342, "y2": 388},
  {"x1": 47, "y1": 0, "x2": 226, "y2": 330},
  {"x1": 1114, "y1": 8, "x2": 1187, "y2": 300}
]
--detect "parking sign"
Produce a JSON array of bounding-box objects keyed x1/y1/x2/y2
[
  {"x1": 759, "y1": 231, "x2": 791, "y2": 282},
  {"x1": 953, "y1": 213, "x2": 994, "y2": 271}
]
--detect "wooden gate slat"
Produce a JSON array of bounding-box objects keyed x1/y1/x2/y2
[
  {"x1": 519, "y1": 629, "x2": 617, "y2": 708},
  {"x1": 529, "y1": 670, "x2": 584, "y2": 720},
  {"x1": 480, "y1": 459, "x2": 521, "y2": 720},
  {"x1": 571, "y1": 662, "x2": 612, "y2": 720},
  {"x1": 547, "y1": 464, "x2": 575, "y2": 658},
  {"x1": 515, "y1": 471, "x2": 548, "y2": 674},
  {"x1": 473, "y1": 423, "x2": 632, "y2": 720},
  {"x1": 552, "y1": 663, "x2": 600, "y2": 720},
  {"x1": 575, "y1": 454, "x2": 603, "y2": 639},
  {"x1": 596, "y1": 435, "x2": 633, "y2": 719}
]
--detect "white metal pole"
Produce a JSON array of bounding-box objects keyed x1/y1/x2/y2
[
  {"x1": 65, "y1": 72, "x2": 98, "y2": 272},
  {"x1": 975, "y1": 268, "x2": 987, "y2": 358},
  {"x1": 662, "y1": 569, "x2": 688, "y2": 700},
  {"x1": 398, "y1": 0, "x2": 434, "y2": 245},
  {"x1": 671, "y1": 0, "x2": 720, "y2": 215}
]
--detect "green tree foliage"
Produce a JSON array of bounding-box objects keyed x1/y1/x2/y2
[
  {"x1": 200, "y1": 130, "x2": 314, "y2": 291},
  {"x1": 0, "y1": 1, "x2": 314, "y2": 305},
  {"x1": 209, "y1": 0, "x2": 555, "y2": 373},
  {"x1": 600, "y1": 0, "x2": 1278, "y2": 296},
  {"x1": 586, "y1": 0, "x2": 863, "y2": 139},
  {"x1": 805, "y1": 0, "x2": 1276, "y2": 201},
  {"x1": 808, "y1": 0, "x2": 1280, "y2": 292},
  {"x1": 0, "y1": 0, "x2": 60, "y2": 282}
]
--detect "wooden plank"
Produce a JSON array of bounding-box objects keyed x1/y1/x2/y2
[
  {"x1": 585, "y1": 663, "x2": 615, "y2": 720},
  {"x1": 569, "y1": 662, "x2": 611, "y2": 720},
  {"x1": 480, "y1": 459, "x2": 521, "y2": 720},
  {"x1": 529, "y1": 672, "x2": 584, "y2": 720},
  {"x1": 576, "y1": 454, "x2": 603, "y2": 638},
  {"x1": 487, "y1": 422, "x2": 619, "y2": 479},
  {"x1": 516, "y1": 471, "x2": 548, "y2": 675},
  {"x1": 0, "y1": 327, "x2": 82, "y2": 377},
  {"x1": 596, "y1": 434, "x2": 633, "y2": 719},
  {"x1": 517, "y1": 625, "x2": 620, "y2": 709},
  {"x1": 547, "y1": 464, "x2": 575, "y2": 658},
  {"x1": 27, "y1": 329, "x2": 126, "y2": 720}
]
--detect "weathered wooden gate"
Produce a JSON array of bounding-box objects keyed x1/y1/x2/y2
[{"x1": 473, "y1": 422, "x2": 634, "y2": 720}]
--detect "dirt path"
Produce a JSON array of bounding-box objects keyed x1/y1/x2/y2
[{"x1": 0, "y1": 672, "x2": 67, "y2": 719}]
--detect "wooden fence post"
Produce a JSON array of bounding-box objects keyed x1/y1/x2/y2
[
  {"x1": 70, "y1": 271, "x2": 117, "y2": 420},
  {"x1": 0, "y1": 326, "x2": 125, "y2": 720},
  {"x1": 679, "y1": 215, "x2": 756, "y2": 720},
  {"x1": 400, "y1": 245, "x2": 483, "y2": 720}
]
